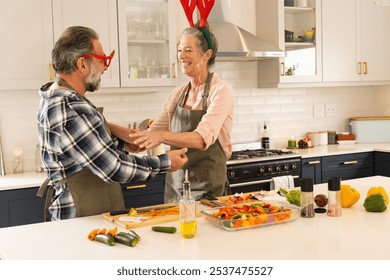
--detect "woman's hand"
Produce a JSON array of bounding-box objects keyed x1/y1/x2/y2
[{"x1": 129, "y1": 130, "x2": 164, "y2": 149}]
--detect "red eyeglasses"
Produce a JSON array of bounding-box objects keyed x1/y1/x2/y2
[{"x1": 82, "y1": 50, "x2": 115, "y2": 68}]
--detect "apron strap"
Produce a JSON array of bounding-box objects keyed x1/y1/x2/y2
[{"x1": 37, "y1": 177, "x2": 67, "y2": 222}]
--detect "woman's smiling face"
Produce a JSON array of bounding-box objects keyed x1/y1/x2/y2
[{"x1": 177, "y1": 35, "x2": 208, "y2": 77}]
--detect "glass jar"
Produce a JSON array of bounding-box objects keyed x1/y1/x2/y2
[{"x1": 300, "y1": 178, "x2": 315, "y2": 218}]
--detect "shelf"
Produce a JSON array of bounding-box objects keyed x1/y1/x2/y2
[
  {"x1": 284, "y1": 6, "x2": 315, "y2": 14},
  {"x1": 285, "y1": 42, "x2": 315, "y2": 50},
  {"x1": 127, "y1": 39, "x2": 168, "y2": 45}
]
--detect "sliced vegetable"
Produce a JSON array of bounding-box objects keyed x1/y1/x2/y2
[
  {"x1": 97, "y1": 228, "x2": 107, "y2": 235},
  {"x1": 115, "y1": 233, "x2": 138, "y2": 247},
  {"x1": 88, "y1": 228, "x2": 99, "y2": 241},
  {"x1": 94, "y1": 234, "x2": 115, "y2": 246},
  {"x1": 151, "y1": 226, "x2": 177, "y2": 233},
  {"x1": 106, "y1": 226, "x2": 118, "y2": 237},
  {"x1": 127, "y1": 230, "x2": 141, "y2": 241}
]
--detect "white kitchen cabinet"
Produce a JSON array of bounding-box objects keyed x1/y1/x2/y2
[
  {"x1": 117, "y1": 0, "x2": 178, "y2": 87},
  {"x1": 0, "y1": 0, "x2": 53, "y2": 90},
  {"x1": 322, "y1": 0, "x2": 390, "y2": 82},
  {"x1": 52, "y1": 0, "x2": 120, "y2": 88},
  {"x1": 256, "y1": 0, "x2": 322, "y2": 87}
]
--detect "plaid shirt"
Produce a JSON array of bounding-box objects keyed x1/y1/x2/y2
[{"x1": 37, "y1": 82, "x2": 170, "y2": 220}]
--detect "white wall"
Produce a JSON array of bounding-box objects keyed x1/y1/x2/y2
[{"x1": 0, "y1": 60, "x2": 387, "y2": 174}]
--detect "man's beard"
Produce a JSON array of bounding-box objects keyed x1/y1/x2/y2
[{"x1": 85, "y1": 63, "x2": 102, "y2": 92}]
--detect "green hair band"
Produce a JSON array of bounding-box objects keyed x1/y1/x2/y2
[{"x1": 197, "y1": 27, "x2": 213, "y2": 50}]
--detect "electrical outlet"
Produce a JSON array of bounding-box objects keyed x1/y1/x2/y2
[
  {"x1": 313, "y1": 104, "x2": 325, "y2": 118},
  {"x1": 325, "y1": 104, "x2": 336, "y2": 117}
]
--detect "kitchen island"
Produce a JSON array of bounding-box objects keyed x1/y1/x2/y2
[{"x1": 0, "y1": 176, "x2": 389, "y2": 260}]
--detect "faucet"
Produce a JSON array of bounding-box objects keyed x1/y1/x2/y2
[{"x1": 0, "y1": 135, "x2": 5, "y2": 176}]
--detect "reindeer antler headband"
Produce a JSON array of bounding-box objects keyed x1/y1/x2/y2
[{"x1": 180, "y1": 0, "x2": 215, "y2": 49}]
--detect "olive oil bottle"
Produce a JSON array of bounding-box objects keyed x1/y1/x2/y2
[{"x1": 179, "y1": 169, "x2": 197, "y2": 239}]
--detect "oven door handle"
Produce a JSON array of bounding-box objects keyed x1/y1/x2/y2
[{"x1": 230, "y1": 175, "x2": 299, "y2": 188}]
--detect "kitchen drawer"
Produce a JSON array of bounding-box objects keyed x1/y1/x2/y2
[
  {"x1": 121, "y1": 173, "x2": 166, "y2": 208},
  {"x1": 321, "y1": 152, "x2": 374, "y2": 182},
  {"x1": 301, "y1": 157, "x2": 322, "y2": 184}
]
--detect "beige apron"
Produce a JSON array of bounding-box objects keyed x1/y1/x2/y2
[
  {"x1": 37, "y1": 79, "x2": 125, "y2": 221},
  {"x1": 165, "y1": 72, "x2": 229, "y2": 203}
]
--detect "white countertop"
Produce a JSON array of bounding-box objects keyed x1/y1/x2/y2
[
  {"x1": 0, "y1": 175, "x2": 389, "y2": 260},
  {"x1": 294, "y1": 142, "x2": 390, "y2": 158},
  {"x1": 1, "y1": 143, "x2": 389, "y2": 191},
  {"x1": 0, "y1": 172, "x2": 46, "y2": 191}
]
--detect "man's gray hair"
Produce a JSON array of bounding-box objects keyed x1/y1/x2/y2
[{"x1": 52, "y1": 26, "x2": 99, "y2": 74}]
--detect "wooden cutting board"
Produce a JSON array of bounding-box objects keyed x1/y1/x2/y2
[{"x1": 102, "y1": 203, "x2": 201, "y2": 229}]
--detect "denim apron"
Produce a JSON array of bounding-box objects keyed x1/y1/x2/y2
[{"x1": 164, "y1": 72, "x2": 229, "y2": 203}]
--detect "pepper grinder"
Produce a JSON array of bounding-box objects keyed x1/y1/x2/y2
[
  {"x1": 327, "y1": 177, "x2": 342, "y2": 217},
  {"x1": 300, "y1": 178, "x2": 315, "y2": 218}
]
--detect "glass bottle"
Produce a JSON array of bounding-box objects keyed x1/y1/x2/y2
[
  {"x1": 261, "y1": 120, "x2": 270, "y2": 149},
  {"x1": 327, "y1": 177, "x2": 342, "y2": 217},
  {"x1": 12, "y1": 147, "x2": 23, "y2": 174},
  {"x1": 300, "y1": 178, "x2": 315, "y2": 218},
  {"x1": 179, "y1": 169, "x2": 197, "y2": 239}
]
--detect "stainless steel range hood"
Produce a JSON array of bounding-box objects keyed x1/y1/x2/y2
[
  {"x1": 208, "y1": 0, "x2": 284, "y2": 61},
  {"x1": 210, "y1": 21, "x2": 285, "y2": 60}
]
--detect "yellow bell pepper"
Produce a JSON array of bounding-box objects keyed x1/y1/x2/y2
[
  {"x1": 341, "y1": 184, "x2": 360, "y2": 208},
  {"x1": 367, "y1": 186, "x2": 389, "y2": 205}
]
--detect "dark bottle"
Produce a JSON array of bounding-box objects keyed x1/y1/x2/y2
[
  {"x1": 300, "y1": 178, "x2": 315, "y2": 218},
  {"x1": 327, "y1": 177, "x2": 342, "y2": 217}
]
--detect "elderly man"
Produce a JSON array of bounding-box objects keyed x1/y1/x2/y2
[{"x1": 37, "y1": 26, "x2": 187, "y2": 221}]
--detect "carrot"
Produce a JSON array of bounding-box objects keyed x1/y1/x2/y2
[
  {"x1": 97, "y1": 228, "x2": 107, "y2": 235},
  {"x1": 106, "y1": 226, "x2": 118, "y2": 237},
  {"x1": 88, "y1": 228, "x2": 99, "y2": 241}
]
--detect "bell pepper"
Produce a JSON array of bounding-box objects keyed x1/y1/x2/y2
[
  {"x1": 363, "y1": 193, "x2": 387, "y2": 212},
  {"x1": 340, "y1": 184, "x2": 360, "y2": 208},
  {"x1": 367, "y1": 186, "x2": 389, "y2": 205}
]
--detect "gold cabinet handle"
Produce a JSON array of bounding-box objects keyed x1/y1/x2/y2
[
  {"x1": 171, "y1": 62, "x2": 177, "y2": 79},
  {"x1": 343, "y1": 160, "x2": 358, "y2": 165},
  {"x1": 126, "y1": 184, "x2": 146, "y2": 190},
  {"x1": 358, "y1": 62, "x2": 362, "y2": 75},
  {"x1": 49, "y1": 64, "x2": 56, "y2": 80},
  {"x1": 363, "y1": 61, "x2": 368, "y2": 74},
  {"x1": 281, "y1": 62, "x2": 285, "y2": 76},
  {"x1": 308, "y1": 160, "x2": 320, "y2": 165}
]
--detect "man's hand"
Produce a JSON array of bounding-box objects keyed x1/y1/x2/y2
[{"x1": 167, "y1": 148, "x2": 188, "y2": 172}]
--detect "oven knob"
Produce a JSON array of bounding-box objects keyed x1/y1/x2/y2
[
  {"x1": 267, "y1": 167, "x2": 273, "y2": 173},
  {"x1": 284, "y1": 165, "x2": 289, "y2": 171},
  {"x1": 259, "y1": 167, "x2": 265, "y2": 174},
  {"x1": 291, "y1": 164, "x2": 297, "y2": 170},
  {"x1": 227, "y1": 170, "x2": 236, "y2": 179},
  {"x1": 275, "y1": 166, "x2": 281, "y2": 172}
]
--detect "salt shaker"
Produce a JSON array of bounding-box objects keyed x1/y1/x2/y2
[
  {"x1": 300, "y1": 178, "x2": 315, "y2": 218},
  {"x1": 327, "y1": 177, "x2": 342, "y2": 217}
]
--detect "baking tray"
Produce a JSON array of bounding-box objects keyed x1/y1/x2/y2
[{"x1": 201, "y1": 201, "x2": 299, "y2": 231}]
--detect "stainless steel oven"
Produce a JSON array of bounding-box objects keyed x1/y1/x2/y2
[{"x1": 227, "y1": 148, "x2": 301, "y2": 193}]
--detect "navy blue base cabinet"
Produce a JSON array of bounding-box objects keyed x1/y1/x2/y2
[
  {"x1": 0, "y1": 187, "x2": 45, "y2": 228},
  {"x1": 375, "y1": 152, "x2": 390, "y2": 177}
]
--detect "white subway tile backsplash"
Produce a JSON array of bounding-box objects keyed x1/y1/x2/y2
[{"x1": 0, "y1": 69, "x2": 389, "y2": 172}]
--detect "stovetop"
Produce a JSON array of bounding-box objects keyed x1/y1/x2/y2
[{"x1": 227, "y1": 148, "x2": 301, "y2": 165}]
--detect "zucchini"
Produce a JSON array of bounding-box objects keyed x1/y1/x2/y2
[
  {"x1": 151, "y1": 226, "x2": 177, "y2": 234},
  {"x1": 114, "y1": 233, "x2": 138, "y2": 247},
  {"x1": 94, "y1": 234, "x2": 115, "y2": 246},
  {"x1": 128, "y1": 230, "x2": 141, "y2": 240}
]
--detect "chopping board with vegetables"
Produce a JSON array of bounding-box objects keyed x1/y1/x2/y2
[{"x1": 102, "y1": 203, "x2": 201, "y2": 229}]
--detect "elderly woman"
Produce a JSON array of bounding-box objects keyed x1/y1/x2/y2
[{"x1": 125, "y1": 22, "x2": 234, "y2": 202}]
